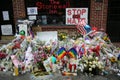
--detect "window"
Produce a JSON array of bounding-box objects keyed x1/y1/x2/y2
[{"x1": 25, "y1": 0, "x2": 90, "y2": 25}]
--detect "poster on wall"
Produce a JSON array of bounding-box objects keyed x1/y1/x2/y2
[
  {"x1": 27, "y1": 7, "x2": 38, "y2": 15},
  {"x1": 1, "y1": 24, "x2": 13, "y2": 35},
  {"x1": 2, "y1": 11, "x2": 10, "y2": 21},
  {"x1": 28, "y1": 15, "x2": 37, "y2": 20},
  {"x1": 66, "y1": 8, "x2": 88, "y2": 25}
]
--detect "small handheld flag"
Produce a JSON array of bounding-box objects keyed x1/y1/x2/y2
[
  {"x1": 57, "y1": 47, "x2": 66, "y2": 60},
  {"x1": 76, "y1": 20, "x2": 91, "y2": 35},
  {"x1": 79, "y1": 44, "x2": 86, "y2": 58},
  {"x1": 68, "y1": 48, "x2": 77, "y2": 58},
  {"x1": 57, "y1": 47, "x2": 78, "y2": 60}
]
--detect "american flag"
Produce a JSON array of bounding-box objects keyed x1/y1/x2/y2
[
  {"x1": 76, "y1": 24, "x2": 87, "y2": 35},
  {"x1": 76, "y1": 20, "x2": 87, "y2": 35}
]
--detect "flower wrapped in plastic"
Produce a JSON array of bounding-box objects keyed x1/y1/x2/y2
[{"x1": 78, "y1": 53, "x2": 104, "y2": 75}]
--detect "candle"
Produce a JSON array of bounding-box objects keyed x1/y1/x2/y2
[
  {"x1": 13, "y1": 67, "x2": 19, "y2": 76},
  {"x1": 72, "y1": 65, "x2": 74, "y2": 72},
  {"x1": 67, "y1": 63, "x2": 69, "y2": 70}
]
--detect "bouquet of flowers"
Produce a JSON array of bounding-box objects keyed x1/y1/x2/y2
[
  {"x1": 58, "y1": 32, "x2": 67, "y2": 41},
  {"x1": 78, "y1": 53, "x2": 104, "y2": 75}
]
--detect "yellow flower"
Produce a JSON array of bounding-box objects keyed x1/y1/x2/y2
[{"x1": 109, "y1": 57, "x2": 117, "y2": 62}]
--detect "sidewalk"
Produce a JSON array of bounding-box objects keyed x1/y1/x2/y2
[{"x1": 0, "y1": 71, "x2": 120, "y2": 80}]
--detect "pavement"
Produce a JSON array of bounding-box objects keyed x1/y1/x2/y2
[{"x1": 0, "y1": 71, "x2": 120, "y2": 80}]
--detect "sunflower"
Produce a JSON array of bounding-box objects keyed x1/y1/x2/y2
[{"x1": 109, "y1": 57, "x2": 117, "y2": 62}]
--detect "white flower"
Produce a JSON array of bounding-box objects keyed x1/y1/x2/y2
[
  {"x1": 83, "y1": 64, "x2": 87, "y2": 67},
  {"x1": 98, "y1": 65, "x2": 102, "y2": 69},
  {"x1": 92, "y1": 65, "x2": 96, "y2": 68},
  {"x1": 98, "y1": 61, "x2": 103, "y2": 65},
  {"x1": 89, "y1": 68, "x2": 92, "y2": 71},
  {"x1": 89, "y1": 62, "x2": 92, "y2": 64},
  {"x1": 93, "y1": 61, "x2": 96, "y2": 64},
  {"x1": 95, "y1": 57, "x2": 99, "y2": 60},
  {"x1": 88, "y1": 55, "x2": 93, "y2": 59},
  {"x1": 85, "y1": 60, "x2": 88, "y2": 64}
]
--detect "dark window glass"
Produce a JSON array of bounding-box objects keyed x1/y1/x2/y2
[{"x1": 25, "y1": 0, "x2": 90, "y2": 25}]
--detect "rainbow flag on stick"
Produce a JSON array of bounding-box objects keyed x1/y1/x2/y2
[
  {"x1": 57, "y1": 47, "x2": 66, "y2": 60},
  {"x1": 78, "y1": 44, "x2": 87, "y2": 58},
  {"x1": 68, "y1": 48, "x2": 77, "y2": 58}
]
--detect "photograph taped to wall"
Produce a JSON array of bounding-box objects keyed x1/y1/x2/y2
[
  {"x1": 1, "y1": 24, "x2": 13, "y2": 35},
  {"x1": 2, "y1": 11, "x2": 10, "y2": 21},
  {"x1": 27, "y1": 7, "x2": 38, "y2": 15},
  {"x1": 28, "y1": 15, "x2": 37, "y2": 20}
]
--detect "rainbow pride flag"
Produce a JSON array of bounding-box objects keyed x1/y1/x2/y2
[
  {"x1": 57, "y1": 47, "x2": 66, "y2": 60},
  {"x1": 68, "y1": 48, "x2": 77, "y2": 58}
]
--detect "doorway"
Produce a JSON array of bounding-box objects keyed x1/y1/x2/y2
[
  {"x1": 0, "y1": 0, "x2": 15, "y2": 39},
  {"x1": 107, "y1": 0, "x2": 120, "y2": 42}
]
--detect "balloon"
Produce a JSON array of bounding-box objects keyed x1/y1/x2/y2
[
  {"x1": 118, "y1": 54, "x2": 120, "y2": 60},
  {"x1": 51, "y1": 56, "x2": 57, "y2": 64},
  {"x1": 92, "y1": 27, "x2": 98, "y2": 31},
  {"x1": 19, "y1": 30, "x2": 25, "y2": 36},
  {"x1": 84, "y1": 24, "x2": 91, "y2": 33}
]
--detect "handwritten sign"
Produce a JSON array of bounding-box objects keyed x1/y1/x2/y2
[{"x1": 66, "y1": 8, "x2": 88, "y2": 25}]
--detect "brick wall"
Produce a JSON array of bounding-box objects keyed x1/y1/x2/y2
[
  {"x1": 90, "y1": 0, "x2": 108, "y2": 31},
  {"x1": 12, "y1": 0, "x2": 108, "y2": 31},
  {"x1": 12, "y1": 0, "x2": 26, "y2": 24}
]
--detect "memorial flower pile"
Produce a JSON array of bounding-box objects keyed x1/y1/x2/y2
[{"x1": 0, "y1": 20, "x2": 120, "y2": 77}]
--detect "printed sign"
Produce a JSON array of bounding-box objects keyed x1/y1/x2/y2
[
  {"x1": 1, "y1": 24, "x2": 13, "y2": 35},
  {"x1": 2, "y1": 11, "x2": 9, "y2": 21},
  {"x1": 66, "y1": 8, "x2": 88, "y2": 25},
  {"x1": 27, "y1": 7, "x2": 38, "y2": 15}
]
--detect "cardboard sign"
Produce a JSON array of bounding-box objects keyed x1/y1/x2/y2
[{"x1": 66, "y1": 8, "x2": 88, "y2": 25}]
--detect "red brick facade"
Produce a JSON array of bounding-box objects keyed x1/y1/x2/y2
[
  {"x1": 12, "y1": 0, "x2": 26, "y2": 24},
  {"x1": 90, "y1": 0, "x2": 108, "y2": 31},
  {"x1": 12, "y1": 0, "x2": 108, "y2": 31}
]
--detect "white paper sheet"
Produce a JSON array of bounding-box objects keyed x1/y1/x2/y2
[
  {"x1": 1, "y1": 24, "x2": 13, "y2": 35},
  {"x1": 36, "y1": 31, "x2": 58, "y2": 44},
  {"x1": 2, "y1": 11, "x2": 9, "y2": 20}
]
